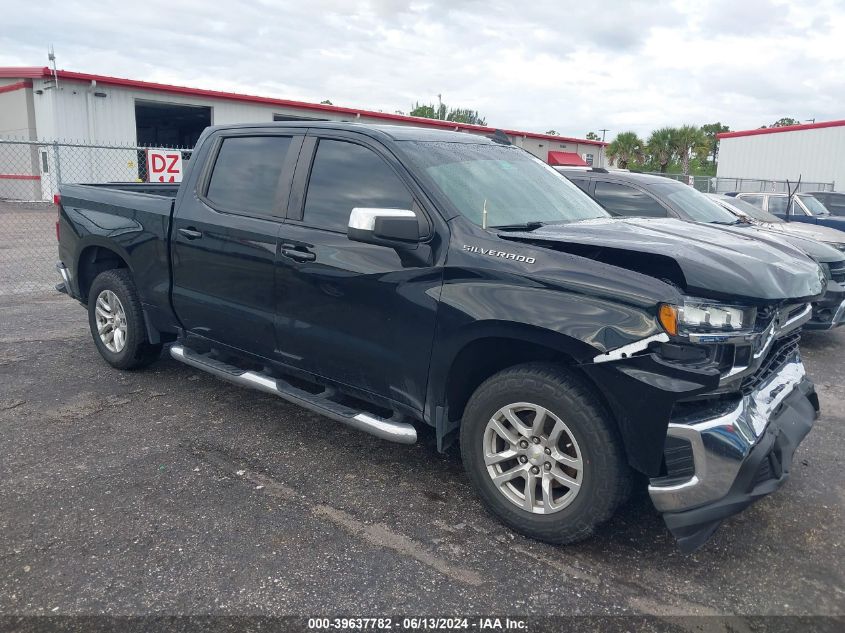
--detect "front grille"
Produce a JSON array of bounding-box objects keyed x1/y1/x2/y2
[
  {"x1": 828, "y1": 260, "x2": 845, "y2": 284},
  {"x1": 740, "y1": 331, "x2": 801, "y2": 396}
]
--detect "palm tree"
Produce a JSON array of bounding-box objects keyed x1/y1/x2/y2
[
  {"x1": 606, "y1": 132, "x2": 644, "y2": 169},
  {"x1": 670, "y1": 125, "x2": 707, "y2": 175},
  {"x1": 647, "y1": 127, "x2": 675, "y2": 173}
]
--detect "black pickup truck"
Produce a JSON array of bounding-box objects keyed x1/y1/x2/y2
[{"x1": 56, "y1": 122, "x2": 824, "y2": 552}]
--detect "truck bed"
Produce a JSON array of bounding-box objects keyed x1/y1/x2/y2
[
  {"x1": 57, "y1": 182, "x2": 178, "y2": 335},
  {"x1": 72, "y1": 182, "x2": 180, "y2": 198}
]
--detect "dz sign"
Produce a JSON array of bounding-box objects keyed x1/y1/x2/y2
[{"x1": 146, "y1": 149, "x2": 183, "y2": 183}]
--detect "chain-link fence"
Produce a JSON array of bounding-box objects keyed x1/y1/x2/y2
[
  {"x1": 642, "y1": 172, "x2": 835, "y2": 194},
  {"x1": 0, "y1": 139, "x2": 192, "y2": 295}
]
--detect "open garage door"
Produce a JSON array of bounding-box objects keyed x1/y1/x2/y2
[
  {"x1": 135, "y1": 100, "x2": 210, "y2": 181},
  {"x1": 135, "y1": 100, "x2": 211, "y2": 148}
]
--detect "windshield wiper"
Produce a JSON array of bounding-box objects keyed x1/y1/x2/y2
[{"x1": 491, "y1": 221, "x2": 546, "y2": 231}]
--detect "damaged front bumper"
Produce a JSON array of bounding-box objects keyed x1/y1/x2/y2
[
  {"x1": 648, "y1": 358, "x2": 818, "y2": 552},
  {"x1": 806, "y1": 280, "x2": 845, "y2": 330}
]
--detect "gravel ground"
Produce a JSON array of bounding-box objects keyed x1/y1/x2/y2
[{"x1": 0, "y1": 291, "x2": 843, "y2": 620}]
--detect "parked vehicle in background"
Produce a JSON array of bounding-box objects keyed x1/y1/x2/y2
[
  {"x1": 806, "y1": 191, "x2": 845, "y2": 217},
  {"x1": 729, "y1": 192, "x2": 845, "y2": 232},
  {"x1": 556, "y1": 168, "x2": 845, "y2": 330},
  {"x1": 709, "y1": 194, "x2": 845, "y2": 329},
  {"x1": 708, "y1": 194, "x2": 845, "y2": 252},
  {"x1": 56, "y1": 123, "x2": 824, "y2": 552}
]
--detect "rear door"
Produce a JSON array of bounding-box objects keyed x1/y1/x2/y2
[
  {"x1": 171, "y1": 131, "x2": 302, "y2": 356},
  {"x1": 767, "y1": 195, "x2": 817, "y2": 225},
  {"x1": 273, "y1": 132, "x2": 443, "y2": 412}
]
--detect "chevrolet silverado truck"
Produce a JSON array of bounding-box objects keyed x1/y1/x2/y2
[{"x1": 56, "y1": 123, "x2": 824, "y2": 552}]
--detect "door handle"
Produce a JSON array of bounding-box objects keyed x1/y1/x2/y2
[
  {"x1": 178, "y1": 227, "x2": 203, "y2": 240},
  {"x1": 281, "y1": 245, "x2": 316, "y2": 262}
]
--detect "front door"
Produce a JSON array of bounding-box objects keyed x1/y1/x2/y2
[
  {"x1": 171, "y1": 132, "x2": 301, "y2": 357},
  {"x1": 274, "y1": 134, "x2": 442, "y2": 412},
  {"x1": 767, "y1": 195, "x2": 816, "y2": 226}
]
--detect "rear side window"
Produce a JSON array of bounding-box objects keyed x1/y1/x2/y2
[
  {"x1": 767, "y1": 196, "x2": 788, "y2": 214},
  {"x1": 593, "y1": 181, "x2": 667, "y2": 218},
  {"x1": 303, "y1": 139, "x2": 413, "y2": 232},
  {"x1": 205, "y1": 136, "x2": 292, "y2": 216},
  {"x1": 738, "y1": 194, "x2": 764, "y2": 209}
]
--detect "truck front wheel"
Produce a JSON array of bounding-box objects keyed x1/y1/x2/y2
[
  {"x1": 87, "y1": 269, "x2": 162, "y2": 370},
  {"x1": 460, "y1": 362, "x2": 630, "y2": 544}
]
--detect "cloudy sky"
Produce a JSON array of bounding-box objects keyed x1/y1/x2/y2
[{"x1": 2, "y1": 0, "x2": 843, "y2": 140}]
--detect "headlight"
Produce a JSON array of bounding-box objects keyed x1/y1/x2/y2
[{"x1": 659, "y1": 300, "x2": 757, "y2": 336}]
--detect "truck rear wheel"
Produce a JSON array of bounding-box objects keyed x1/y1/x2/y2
[
  {"x1": 460, "y1": 362, "x2": 630, "y2": 544},
  {"x1": 87, "y1": 269, "x2": 162, "y2": 370}
]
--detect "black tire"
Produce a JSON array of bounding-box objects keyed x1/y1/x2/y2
[
  {"x1": 460, "y1": 362, "x2": 630, "y2": 544},
  {"x1": 87, "y1": 269, "x2": 162, "y2": 370}
]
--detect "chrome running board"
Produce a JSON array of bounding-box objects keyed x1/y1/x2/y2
[{"x1": 169, "y1": 345, "x2": 417, "y2": 444}]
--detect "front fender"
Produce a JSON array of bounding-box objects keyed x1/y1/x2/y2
[
  {"x1": 580, "y1": 354, "x2": 719, "y2": 476},
  {"x1": 424, "y1": 269, "x2": 674, "y2": 427}
]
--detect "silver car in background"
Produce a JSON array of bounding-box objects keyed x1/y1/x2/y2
[
  {"x1": 708, "y1": 194, "x2": 845, "y2": 253},
  {"x1": 710, "y1": 193, "x2": 845, "y2": 329}
]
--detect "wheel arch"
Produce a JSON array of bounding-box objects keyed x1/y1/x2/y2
[
  {"x1": 76, "y1": 240, "x2": 133, "y2": 304},
  {"x1": 429, "y1": 322, "x2": 612, "y2": 449}
]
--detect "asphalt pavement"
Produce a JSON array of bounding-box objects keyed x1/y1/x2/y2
[{"x1": 0, "y1": 291, "x2": 843, "y2": 620}]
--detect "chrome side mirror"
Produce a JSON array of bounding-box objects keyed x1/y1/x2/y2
[{"x1": 348, "y1": 208, "x2": 420, "y2": 246}]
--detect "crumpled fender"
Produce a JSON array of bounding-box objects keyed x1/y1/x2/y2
[{"x1": 580, "y1": 354, "x2": 720, "y2": 476}]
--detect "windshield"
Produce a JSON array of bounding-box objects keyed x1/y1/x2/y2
[
  {"x1": 716, "y1": 195, "x2": 783, "y2": 223},
  {"x1": 652, "y1": 183, "x2": 739, "y2": 224},
  {"x1": 398, "y1": 141, "x2": 609, "y2": 227},
  {"x1": 798, "y1": 194, "x2": 831, "y2": 216}
]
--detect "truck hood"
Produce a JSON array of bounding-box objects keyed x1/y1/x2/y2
[{"x1": 503, "y1": 217, "x2": 824, "y2": 303}]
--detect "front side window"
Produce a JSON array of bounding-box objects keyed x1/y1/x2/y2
[
  {"x1": 205, "y1": 136, "x2": 292, "y2": 215},
  {"x1": 767, "y1": 196, "x2": 790, "y2": 215},
  {"x1": 594, "y1": 182, "x2": 668, "y2": 218},
  {"x1": 303, "y1": 139, "x2": 413, "y2": 232}
]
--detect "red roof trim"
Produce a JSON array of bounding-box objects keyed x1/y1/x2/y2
[
  {"x1": 0, "y1": 174, "x2": 40, "y2": 180},
  {"x1": 0, "y1": 66, "x2": 605, "y2": 147},
  {"x1": 717, "y1": 119, "x2": 845, "y2": 139},
  {"x1": 0, "y1": 67, "x2": 48, "y2": 79},
  {"x1": 0, "y1": 80, "x2": 32, "y2": 95}
]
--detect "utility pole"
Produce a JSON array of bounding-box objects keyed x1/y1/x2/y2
[
  {"x1": 437, "y1": 94, "x2": 443, "y2": 120},
  {"x1": 598, "y1": 129, "x2": 609, "y2": 168},
  {"x1": 805, "y1": 118, "x2": 815, "y2": 124}
]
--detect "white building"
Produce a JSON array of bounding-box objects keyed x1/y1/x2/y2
[
  {"x1": 0, "y1": 66, "x2": 605, "y2": 200},
  {"x1": 716, "y1": 120, "x2": 845, "y2": 191}
]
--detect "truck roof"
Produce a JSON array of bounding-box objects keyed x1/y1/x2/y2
[
  {"x1": 556, "y1": 169, "x2": 681, "y2": 186},
  {"x1": 206, "y1": 121, "x2": 498, "y2": 144}
]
